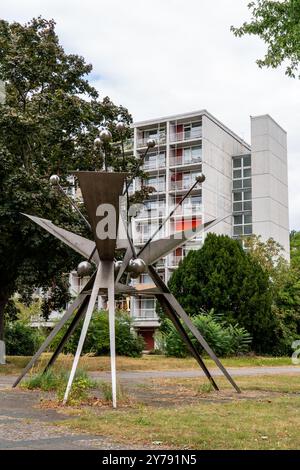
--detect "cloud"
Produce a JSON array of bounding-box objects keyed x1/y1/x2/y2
[{"x1": 1, "y1": 0, "x2": 300, "y2": 229}]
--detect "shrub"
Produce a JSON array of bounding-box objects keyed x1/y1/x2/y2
[
  {"x1": 24, "y1": 368, "x2": 68, "y2": 391},
  {"x1": 23, "y1": 368, "x2": 96, "y2": 404},
  {"x1": 164, "y1": 312, "x2": 252, "y2": 358},
  {"x1": 23, "y1": 367, "x2": 95, "y2": 392},
  {"x1": 168, "y1": 233, "x2": 274, "y2": 352},
  {"x1": 51, "y1": 310, "x2": 145, "y2": 357},
  {"x1": 5, "y1": 321, "x2": 45, "y2": 355}
]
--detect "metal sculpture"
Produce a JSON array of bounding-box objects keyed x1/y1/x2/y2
[{"x1": 13, "y1": 133, "x2": 241, "y2": 407}]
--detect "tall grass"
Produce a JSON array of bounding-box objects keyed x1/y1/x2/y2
[
  {"x1": 22, "y1": 368, "x2": 97, "y2": 404},
  {"x1": 98, "y1": 381, "x2": 127, "y2": 402}
]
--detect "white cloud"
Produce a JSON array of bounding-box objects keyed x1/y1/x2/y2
[{"x1": 2, "y1": 0, "x2": 300, "y2": 229}]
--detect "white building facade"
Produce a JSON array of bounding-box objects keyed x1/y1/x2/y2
[{"x1": 127, "y1": 110, "x2": 289, "y2": 349}]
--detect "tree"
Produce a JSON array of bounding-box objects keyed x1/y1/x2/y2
[
  {"x1": 168, "y1": 234, "x2": 274, "y2": 352},
  {"x1": 245, "y1": 234, "x2": 300, "y2": 353},
  {"x1": 50, "y1": 310, "x2": 145, "y2": 357},
  {"x1": 290, "y1": 230, "x2": 300, "y2": 269},
  {"x1": 0, "y1": 17, "x2": 143, "y2": 341},
  {"x1": 231, "y1": 0, "x2": 300, "y2": 78}
]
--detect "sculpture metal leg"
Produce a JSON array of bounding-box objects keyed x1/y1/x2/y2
[
  {"x1": 148, "y1": 266, "x2": 241, "y2": 393},
  {"x1": 156, "y1": 294, "x2": 219, "y2": 391},
  {"x1": 42, "y1": 297, "x2": 89, "y2": 374},
  {"x1": 164, "y1": 293, "x2": 241, "y2": 393},
  {"x1": 12, "y1": 277, "x2": 94, "y2": 388},
  {"x1": 63, "y1": 264, "x2": 102, "y2": 404},
  {"x1": 107, "y1": 263, "x2": 117, "y2": 408}
]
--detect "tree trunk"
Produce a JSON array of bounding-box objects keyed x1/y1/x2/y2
[{"x1": 0, "y1": 297, "x2": 8, "y2": 341}]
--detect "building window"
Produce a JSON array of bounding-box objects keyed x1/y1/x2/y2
[
  {"x1": 234, "y1": 215, "x2": 243, "y2": 225},
  {"x1": 244, "y1": 225, "x2": 253, "y2": 235},
  {"x1": 233, "y1": 180, "x2": 243, "y2": 189},
  {"x1": 233, "y1": 158, "x2": 242, "y2": 168},
  {"x1": 243, "y1": 178, "x2": 252, "y2": 189},
  {"x1": 233, "y1": 169, "x2": 242, "y2": 179},
  {"x1": 232, "y1": 153, "x2": 252, "y2": 238},
  {"x1": 233, "y1": 226, "x2": 243, "y2": 236},
  {"x1": 243, "y1": 155, "x2": 251, "y2": 167},
  {"x1": 233, "y1": 192, "x2": 242, "y2": 202},
  {"x1": 233, "y1": 202, "x2": 243, "y2": 212},
  {"x1": 244, "y1": 201, "x2": 252, "y2": 211}
]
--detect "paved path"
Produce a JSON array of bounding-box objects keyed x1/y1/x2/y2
[
  {"x1": 0, "y1": 388, "x2": 143, "y2": 450},
  {"x1": 0, "y1": 365, "x2": 299, "y2": 449},
  {"x1": 88, "y1": 365, "x2": 300, "y2": 382},
  {"x1": 1, "y1": 365, "x2": 300, "y2": 389}
]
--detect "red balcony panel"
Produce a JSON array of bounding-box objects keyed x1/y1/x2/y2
[{"x1": 175, "y1": 218, "x2": 201, "y2": 232}]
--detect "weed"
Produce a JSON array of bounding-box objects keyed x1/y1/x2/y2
[
  {"x1": 98, "y1": 381, "x2": 127, "y2": 403},
  {"x1": 196, "y1": 382, "x2": 214, "y2": 394},
  {"x1": 23, "y1": 368, "x2": 97, "y2": 404}
]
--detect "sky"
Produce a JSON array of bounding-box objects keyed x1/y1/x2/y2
[{"x1": 1, "y1": 0, "x2": 300, "y2": 229}]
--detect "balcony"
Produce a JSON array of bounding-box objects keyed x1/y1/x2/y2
[
  {"x1": 136, "y1": 206, "x2": 166, "y2": 220},
  {"x1": 132, "y1": 309, "x2": 159, "y2": 320},
  {"x1": 154, "y1": 258, "x2": 165, "y2": 268},
  {"x1": 169, "y1": 155, "x2": 202, "y2": 168},
  {"x1": 144, "y1": 182, "x2": 166, "y2": 193},
  {"x1": 143, "y1": 159, "x2": 166, "y2": 171},
  {"x1": 124, "y1": 138, "x2": 134, "y2": 151},
  {"x1": 170, "y1": 204, "x2": 202, "y2": 217},
  {"x1": 168, "y1": 248, "x2": 200, "y2": 267},
  {"x1": 170, "y1": 178, "x2": 200, "y2": 192},
  {"x1": 168, "y1": 254, "x2": 184, "y2": 267},
  {"x1": 132, "y1": 308, "x2": 159, "y2": 327},
  {"x1": 134, "y1": 226, "x2": 166, "y2": 245},
  {"x1": 170, "y1": 129, "x2": 202, "y2": 143},
  {"x1": 137, "y1": 135, "x2": 166, "y2": 148}
]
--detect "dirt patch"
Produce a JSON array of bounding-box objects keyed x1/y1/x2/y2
[{"x1": 120, "y1": 378, "x2": 297, "y2": 408}]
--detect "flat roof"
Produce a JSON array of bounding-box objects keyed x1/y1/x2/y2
[
  {"x1": 250, "y1": 114, "x2": 287, "y2": 134},
  {"x1": 133, "y1": 109, "x2": 251, "y2": 150}
]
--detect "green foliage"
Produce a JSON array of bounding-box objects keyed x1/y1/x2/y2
[
  {"x1": 245, "y1": 234, "x2": 300, "y2": 355},
  {"x1": 4, "y1": 320, "x2": 44, "y2": 355},
  {"x1": 164, "y1": 312, "x2": 252, "y2": 358},
  {"x1": 231, "y1": 0, "x2": 300, "y2": 78},
  {"x1": 98, "y1": 381, "x2": 126, "y2": 402},
  {"x1": 0, "y1": 16, "x2": 137, "y2": 338},
  {"x1": 57, "y1": 375, "x2": 96, "y2": 405},
  {"x1": 290, "y1": 230, "x2": 300, "y2": 270},
  {"x1": 168, "y1": 234, "x2": 273, "y2": 352},
  {"x1": 24, "y1": 368, "x2": 69, "y2": 391},
  {"x1": 51, "y1": 310, "x2": 145, "y2": 357},
  {"x1": 196, "y1": 383, "x2": 214, "y2": 394},
  {"x1": 23, "y1": 368, "x2": 96, "y2": 404}
]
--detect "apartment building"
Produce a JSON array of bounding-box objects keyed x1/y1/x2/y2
[{"x1": 127, "y1": 110, "x2": 289, "y2": 349}]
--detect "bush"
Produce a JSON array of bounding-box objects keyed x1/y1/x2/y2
[
  {"x1": 168, "y1": 233, "x2": 274, "y2": 353},
  {"x1": 24, "y1": 368, "x2": 69, "y2": 391},
  {"x1": 5, "y1": 321, "x2": 45, "y2": 355},
  {"x1": 51, "y1": 310, "x2": 145, "y2": 358},
  {"x1": 164, "y1": 312, "x2": 251, "y2": 358},
  {"x1": 23, "y1": 368, "x2": 97, "y2": 404}
]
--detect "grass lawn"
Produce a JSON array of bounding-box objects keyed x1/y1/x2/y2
[
  {"x1": 55, "y1": 374, "x2": 300, "y2": 450},
  {"x1": 0, "y1": 354, "x2": 294, "y2": 375}
]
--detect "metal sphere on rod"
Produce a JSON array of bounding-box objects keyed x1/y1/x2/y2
[
  {"x1": 49, "y1": 174, "x2": 60, "y2": 186},
  {"x1": 100, "y1": 129, "x2": 112, "y2": 143},
  {"x1": 77, "y1": 261, "x2": 93, "y2": 277},
  {"x1": 196, "y1": 173, "x2": 206, "y2": 184},
  {"x1": 116, "y1": 121, "x2": 126, "y2": 132},
  {"x1": 128, "y1": 258, "x2": 147, "y2": 275},
  {"x1": 93, "y1": 137, "x2": 102, "y2": 149},
  {"x1": 147, "y1": 138, "x2": 156, "y2": 148},
  {"x1": 114, "y1": 260, "x2": 123, "y2": 274}
]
